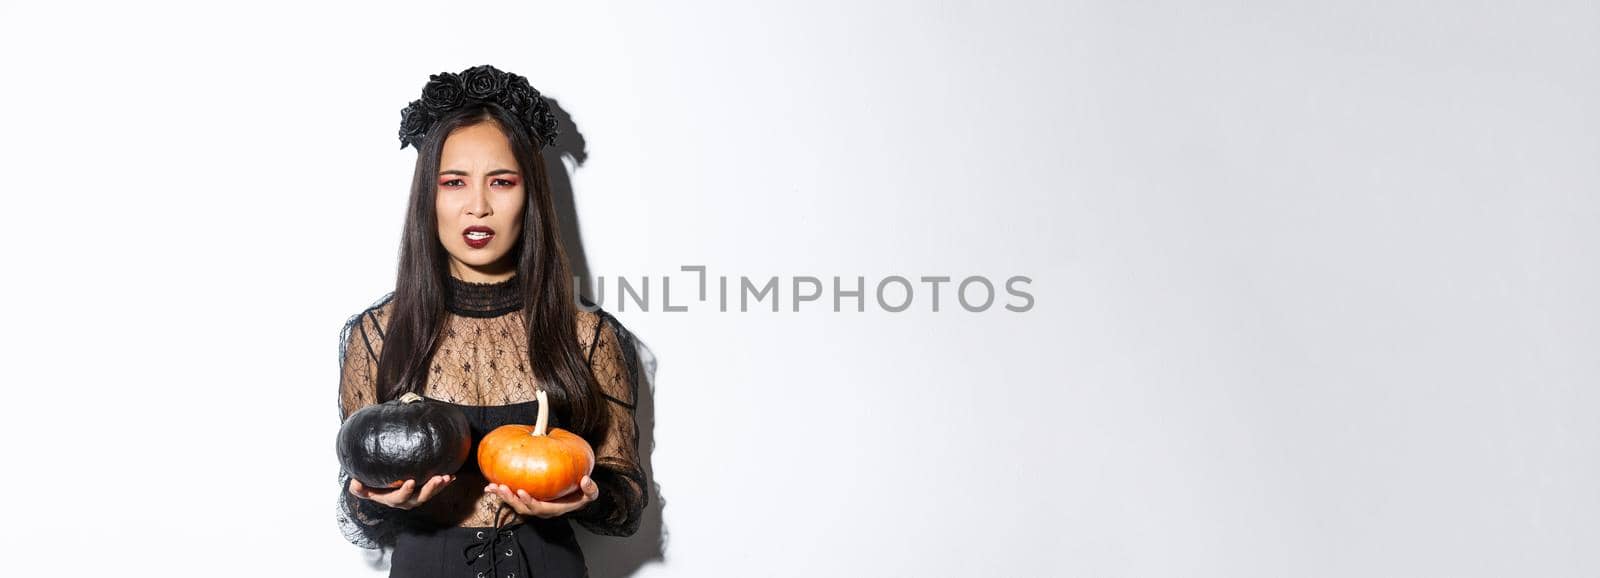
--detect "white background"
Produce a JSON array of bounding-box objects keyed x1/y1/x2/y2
[{"x1": 1, "y1": 1, "x2": 1596, "y2": 576}]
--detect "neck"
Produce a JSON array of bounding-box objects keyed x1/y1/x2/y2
[
  {"x1": 449, "y1": 260, "x2": 517, "y2": 284},
  {"x1": 443, "y1": 273, "x2": 524, "y2": 318}
]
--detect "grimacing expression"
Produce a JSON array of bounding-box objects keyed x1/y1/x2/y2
[{"x1": 435, "y1": 122, "x2": 526, "y2": 277}]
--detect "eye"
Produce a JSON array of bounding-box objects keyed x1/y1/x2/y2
[
  {"x1": 440, "y1": 178, "x2": 464, "y2": 188},
  {"x1": 492, "y1": 178, "x2": 518, "y2": 188}
]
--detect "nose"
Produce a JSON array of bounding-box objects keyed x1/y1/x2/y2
[{"x1": 465, "y1": 182, "x2": 492, "y2": 217}]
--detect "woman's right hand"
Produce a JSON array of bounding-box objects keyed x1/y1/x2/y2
[{"x1": 348, "y1": 475, "x2": 455, "y2": 510}]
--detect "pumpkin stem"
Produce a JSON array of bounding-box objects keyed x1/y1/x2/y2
[{"x1": 532, "y1": 388, "x2": 549, "y2": 437}]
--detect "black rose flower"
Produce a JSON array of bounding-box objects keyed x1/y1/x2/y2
[
  {"x1": 501, "y1": 86, "x2": 533, "y2": 115},
  {"x1": 505, "y1": 72, "x2": 536, "y2": 95},
  {"x1": 397, "y1": 101, "x2": 435, "y2": 149},
  {"x1": 399, "y1": 65, "x2": 560, "y2": 150},
  {"x1": 460, "y1": 65, "x2": 508, "y2": 100},
  {"x1": 527, "y1": 106, "x2": 560, "y2": 146},
  {"x1": 419, "y1": 73, "x2": 464, "y2": 111}
]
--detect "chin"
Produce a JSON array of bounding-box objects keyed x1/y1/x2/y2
[
  {"x1": 444, "y1": 247, "x2": 503, "y2": 266},
  {"x1": 459, "y1": 256, "x2": 506, "y2": 268}
]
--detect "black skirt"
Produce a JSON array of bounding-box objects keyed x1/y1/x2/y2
[{"x1": 390, "y1": 516, "x2": 588, "y2": 578}]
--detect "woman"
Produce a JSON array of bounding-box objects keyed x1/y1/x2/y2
[{"x1": 336, "y1": 65, "x2": 648, "y2": 578}]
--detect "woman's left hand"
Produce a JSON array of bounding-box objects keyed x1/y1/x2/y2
[{"x1": 485, "y1": 476, "x2": 600, "y2": 519}]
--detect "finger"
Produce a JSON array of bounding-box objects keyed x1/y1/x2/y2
[
  {"x1": 349, "y1": 478, "x2": 369, "y2": 498},
  {"x1": 547, "y1": 479, "x2": 597, "y2": 506},
  {"x1": 383, "y1": 479, "x2": 418, "y2": 506},
  {"x1": 539, "y1": 486, "x2": 593, "y2": 516},
  {"x1": 492, "y1": 484, "x2": 536, "y2": 516},
  {"x1": 413, "y1": 475, "x2": 453, "y2": 504},
  {"x1": 515, "y1": 488, "x2": 560, "y2": 517},
  {"x1": 543, "y1": 487, "x2": 585, "y2": 506},
  {"x1": 527, "y1": 488, "x2": 594, "y2": 516},
  {"x1": 409, "y1": 476, "x2": 441, "y2": 504}
]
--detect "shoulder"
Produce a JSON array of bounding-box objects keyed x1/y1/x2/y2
[
  {"x1": 342, "y1": 292, "x2": 396, "y2": 345},
  {"x1": 575, "y1": 306, "x2": 630, "y2": 358},
  {"x1": 576, "y1": 307, "x2": 603, "y2": 350}
]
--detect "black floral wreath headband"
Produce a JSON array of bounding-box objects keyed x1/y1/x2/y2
[{"x1": 397, "y1": 64, "x2": 560, "y2": 150}]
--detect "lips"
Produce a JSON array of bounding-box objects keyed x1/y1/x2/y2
[{"x1": 462, "y1": 225, "x2": 495, "y2": 249}]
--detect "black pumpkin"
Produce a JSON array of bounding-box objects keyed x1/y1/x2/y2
[{"x1": 337, "y1": 392, "x2": 472, "y2": 489}]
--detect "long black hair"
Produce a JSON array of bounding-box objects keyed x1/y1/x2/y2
[{"x1": 374, "y1": 101, "x2": 606, "y2": 442}]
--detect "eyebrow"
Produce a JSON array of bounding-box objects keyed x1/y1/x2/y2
[{"x1": 439, "y1": 169, "x2": 520, "y2": 177}]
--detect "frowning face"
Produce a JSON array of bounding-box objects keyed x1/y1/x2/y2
[{"x1": 435, "y1": 121, "x2": 526, "y2": 282}]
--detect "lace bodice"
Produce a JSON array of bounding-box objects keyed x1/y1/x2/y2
[{"x1": 335, "y1": 275, "x2": 648, "y2": 550}]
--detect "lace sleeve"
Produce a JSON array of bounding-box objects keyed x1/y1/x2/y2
[
  {"x1": 570, "y1": 310, "x2": 650, "y2": 537},
  {"x1": 335, "y1": 296, "x2": 405, "y2": 550}
]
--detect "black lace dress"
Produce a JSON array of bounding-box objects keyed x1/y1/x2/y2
[{"x1": 335, "y1": 275, "x2": 649, "y2": 578}]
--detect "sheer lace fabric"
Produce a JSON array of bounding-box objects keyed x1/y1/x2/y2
[{"x1": 336, "y1": 276, "x2": 648, "y2": 550}]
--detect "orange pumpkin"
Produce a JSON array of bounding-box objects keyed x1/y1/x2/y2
[{"x1": 478, "y1": 388, "x2": 596, "y2": 501}]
